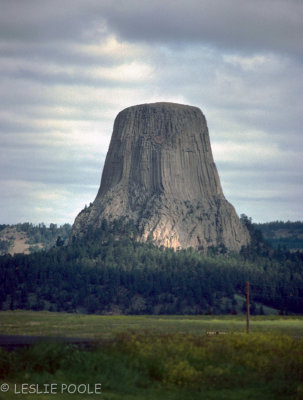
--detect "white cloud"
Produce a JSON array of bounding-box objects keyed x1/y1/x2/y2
[
  {"x1": 80, "y1": 35, "x2": 146, "y2": 60},
  {"x1": 223, "y1": 54, "x2": 269, "y2": 71},
  {"x1": 212, "y1": 141, "x2": 280, "y2": 165},
  {"x1": 91, "y1": 61, "x2": 154, "y2": 82}
]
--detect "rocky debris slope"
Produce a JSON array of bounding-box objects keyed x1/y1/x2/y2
[{"x1": 71, "y1": 102, "x2": 250, "y2": 252}]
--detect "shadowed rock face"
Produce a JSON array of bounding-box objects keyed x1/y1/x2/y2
[{"x1": 71, "y1": 102, "x2": 250, "y2": 252}]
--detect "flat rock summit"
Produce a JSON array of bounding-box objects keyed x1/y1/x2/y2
[{"x1": 71, "y1": 102, "x2": 250, "y2": 252}]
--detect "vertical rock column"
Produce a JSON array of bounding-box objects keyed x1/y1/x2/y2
[{"x1": 71, "y1": 102, "x2": 250, "y2": 252}]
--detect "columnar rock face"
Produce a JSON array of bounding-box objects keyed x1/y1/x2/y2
[{"x1": 71, "y1": 102, "x2": 250, "y2": 252}]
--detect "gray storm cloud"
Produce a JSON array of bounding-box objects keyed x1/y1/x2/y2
[
  {"x1": 99, "y1": 0, "x2": 303, "y2": 57},
  {"x1": 0, "y1": 0, "x2": 302, "y2": 224},
  {"x1": 1, "y1": 0, "x2": 302, "y2": 56}
]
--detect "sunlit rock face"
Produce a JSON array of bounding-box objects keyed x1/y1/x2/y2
[{"x1": 71, "y1": 102, "x2": 250, "y2": 252}]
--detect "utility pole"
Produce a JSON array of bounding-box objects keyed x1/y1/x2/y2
[{"x1": 246, "y1": 281, "x2": 250, "y2": 334}]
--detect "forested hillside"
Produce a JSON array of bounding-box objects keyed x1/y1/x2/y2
[
  {"x1": 254, "y1": 221, "x2": 303, "y2": 251},
  {"x1": 1, "y1": 218, "x2": 302, "y2": 315},
  {"x1": 1, "y1": 220, "x2": 302, "y2": 255},
  {"x1": 0, "y1": 223, "x2": 72, "y2": 255}
]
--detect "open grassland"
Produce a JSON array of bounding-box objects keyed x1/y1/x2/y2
[
  {"x1": 1, "y1": 311, "x2": 303, "y2": 338},
  {"x1": 1, "y1": 311, "x2": 303, "y2": 400}
]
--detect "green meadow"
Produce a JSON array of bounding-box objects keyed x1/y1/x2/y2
[
  {"x1": 0, "y1": 311, "x2": 303, "y2": 400},
  {"x1": 1, "y1": 311, "x2": 303, "y2": 338}
]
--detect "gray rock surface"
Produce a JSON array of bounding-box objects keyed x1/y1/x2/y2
[{"x1": 71, "y1": 102, "x2": 250, "y2": 252}]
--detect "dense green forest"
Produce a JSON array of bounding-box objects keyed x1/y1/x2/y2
[{"x1": 0, "y1": 217, "x2": 302, "y2": 315}]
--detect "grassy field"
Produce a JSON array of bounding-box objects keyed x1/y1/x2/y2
[
  {"x1": 1, "y1": 310, "x2": 303, "y2": 338},
  {"x1": 0, "y1": 311, "x2": 303, "y2": 400}
]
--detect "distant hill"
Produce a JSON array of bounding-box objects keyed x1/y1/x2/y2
[
  {"x1": 0, "y1": 223, "x2": 72, "y2": 256},
  {"x1": 254, "y1": 221, "x2": 303, "y2": 251}
]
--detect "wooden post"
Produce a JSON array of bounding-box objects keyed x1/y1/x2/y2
[{"x1": 246, "y1": 281, "x2": 250, "y2": 334}]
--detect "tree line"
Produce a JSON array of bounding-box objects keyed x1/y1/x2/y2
[{"x1": 0, "y1": 217, "x2": 302, "y2": 315}]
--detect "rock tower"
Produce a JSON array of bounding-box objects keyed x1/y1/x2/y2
[{"x1": 71, "y1": 102, "x2": 250, "y2": 252}]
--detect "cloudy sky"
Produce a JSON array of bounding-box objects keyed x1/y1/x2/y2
[{"x1": 1, "y1": 0, "x2": 302, "y2": 225}]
